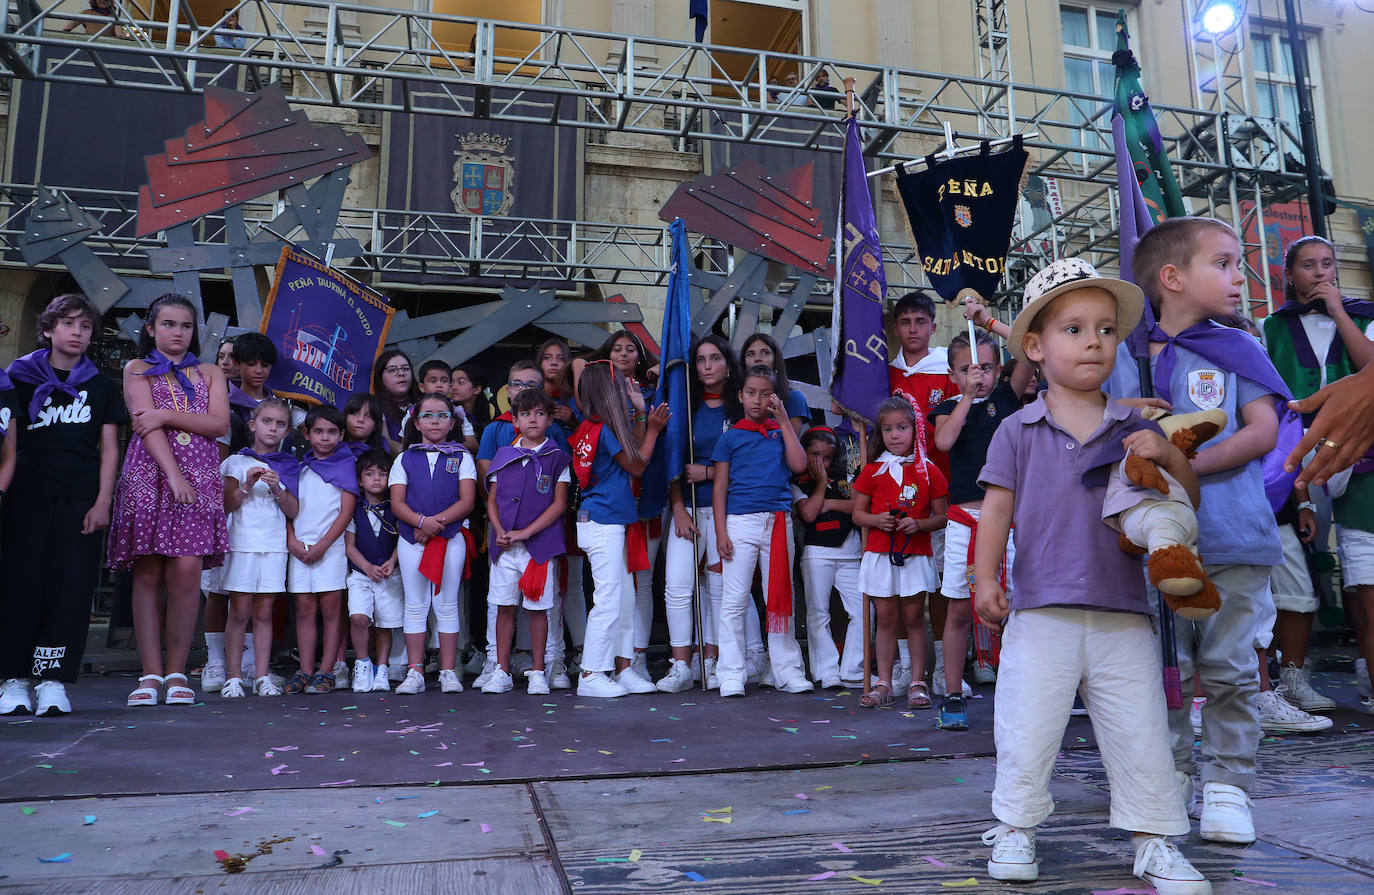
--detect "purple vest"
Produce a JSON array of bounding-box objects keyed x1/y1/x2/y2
[
  {"x1": 488, "y1": 441, "x2": 570, "y2": 564},
  {"x1": 352, "y1": 500, "x2": 398, "y2": 569},
  {"x1": 398, "y1": 447, "x2": 470, "y2": 544}
]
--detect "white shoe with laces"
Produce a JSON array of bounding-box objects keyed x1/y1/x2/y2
[
  {"x1": 1199, "y1": 782, "x2": 1254, "y2": 844},
  {"x1": 201, "y1": 664, "x2": 227, "y2": 694},
  {"x1": 630, "y1": 652, "x2": 649, "y2": 680},
  {"x1": 931, "y1": 664, "x2": 973, "y2": 697},
  {"x1": 1279, "y1": 662, "x2": 1335, "y2": 712},
  {"x1": 34, "y1": 681, "x2": 71, "y2": 716},
  {"x1": 616, "y1": 666, "x2": 657, "y2": 694},
  {"x1": 1258, "y1": 689, "x2": 1332, "y2": 733},
  {"x1": 438, "y1": 669, "x2": 463, "y2": 693},
  {"x1": 473, "y1": 659, "x2": 497, "y2": 690},
  {"x1": 1132, "y1": 835, "x2": 1212, "y2": 895},
  {"x1": 891, "y1": 663, "x2": 912, "y2": 697},
  {"x1": 220, "y1": 677, "x2": 246, "y2": 699},
  {"x1": 577, "y1": 672, "x2": 628, "y2": 698},
  {"x1": 351, "y1": 660, "x2": 373, "y2": 694},
  {"x1": 982, "y1": 824, "x2": 1037, "y2": 882},
  {"x1": 369, "y1": 669, "x2": 391, "y2": 692},
  {"x1": 744, "y1": 651, "x2": 765, "y2": 685},
  {"x1": 548, "y1": 660, "x2": 572, "y2": 690},
  {"x1": 525, "y1": 669, "x2": 550, "y2": 695},
  {"x1": 481, "y1": 667, "x2": 514, "y2": 694},
  {"x1": 1176, "y1": 771, "x2": 1196, "y2": 818},
  {"x1": 395, "y1": 668, "x2": 426, "y2": 695},
  {"x1": 0, "y1": 678, "x2": 32, "y2": 715},
  {"x1": 656, "y1": 659, "x2": 694, "y2": 693},
  {"x1": 333, "y1": 660, "x2": 350, "y2": 689}
]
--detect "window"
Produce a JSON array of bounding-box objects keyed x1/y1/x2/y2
[
  {"x1": 1250, "y1": 29, "x2": 1326, "y2": 161},
  {"x1": 705, "y1": 0, "x2": 807, "y2": 99},
  {"x1": 431, "y1": 0, "x2": 542, "y2": 65},
  {"x1": 1059, "y1": 4, "x2": 1126, "y2": 164}
]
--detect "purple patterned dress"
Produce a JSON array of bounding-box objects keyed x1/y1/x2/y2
[{"x1": 107, "y1": 370, "x2": 228, "y2": 570}]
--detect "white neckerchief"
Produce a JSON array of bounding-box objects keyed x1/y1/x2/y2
[
  {"x1": 889, "y1": 345, "x2": 950, "y2": 377},
  {"x1": 876, "y1": 450, "x2": 913, "y2": 484}
]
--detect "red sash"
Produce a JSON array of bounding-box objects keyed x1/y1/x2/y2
[
  {"x1": 419, "y1": 537, "x2": 447, "y2": 589},
  {"x1": 519, "y1": 557, "x2": 550, "y2": 602},
  {"x1": 764, "y1": 510, "x2": 793, "y2": 634},
  {"x1": 461, "y1": 528, "x2": 475, "y2": 581},
  {"x1": 946, "y1": 505, "x2": 1004, "y2": 666},
  {"x1": 626, "y1": 520, "x2": 651, "y2": 574},
  {"x1": 570, "y1": 419, "x2": 603, "y2": 489}
]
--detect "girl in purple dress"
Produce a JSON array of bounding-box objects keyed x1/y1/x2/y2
[{"x1": 108, "y1": 294, "x2": 230, "y2": 707}]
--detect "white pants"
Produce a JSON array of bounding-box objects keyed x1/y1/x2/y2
[
  {"x1": 562, "y1": 553, "x2": 587, "y2": 646},
  {"x1": 993, "y1": 606, "x2": 1188, "y2": 836},
  {"x1": 799, "y1": 550, "x2": 862, "y2": 681},
  {"x1": 397, "y1": 536, "x2": 466, "y2": 636},
  {"x1": 633, "y1": 519, "x2": 664, "y2": 650},
  {"x1": 578, "y1": 519, "x2": 636, "y2": 673},
  {"x1": 663, "y1": 506, "x2": 722, "y2": 648},
  {"x1": 717, "y1": 512, "x2": 806, "y2": 687}
]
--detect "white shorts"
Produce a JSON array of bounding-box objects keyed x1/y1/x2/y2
[
  {"x1": 222, "y1": 551, "x2": 288, "y2": 594},
  {"x1": 941, "y1": 510, "x2": 1016, "y2": 601},
  {"x1": 201, "y1": 565, "x2": 224, "y2": 595},
  {"x1": 287, "y1": 540, "x2": 348, "y2": 594},
  {"x1": 1337, "y1": 525, "x2": 1374, "y2": 587},
  {"x1": 1269, "y1": 524, "x2": 1317, "y2": 613},
  {"x1": 489, "y1": 543, "x2": 560, "y2": 610},
  {"x1": 347, "y1": 571, "x2": 404, "y2": 627},
  {"x1": 859, "y1": 551, "x2": 939, "y2": 598}
]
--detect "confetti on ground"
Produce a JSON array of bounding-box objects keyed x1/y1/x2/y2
[
  {"x1": 941, "y1": 880, "x2": 978, "y2": 888},
  {"x1": 21, "y1": 807, "x2": 36, "y2": 815},
  {"x1": 629, "y1": 849, "x2": 643, "y2": 862},
  {"x1": 38, "y1": 853, "x2": 73, "y2": 863},
  {"x1": 831, "y1": 842, "x2": 853, "y2": 853},
  {"x1": 706, "y1": 807, "x2": 732, "y2": 814},
  {"x1": 417, "y1": 810, "x2": 438, "y2": 818},
  {"x1": 783, "y1": 809, "x2": 810, "y2": 815},
  {"x1": 480, "y1": 823, "x2": 492, "y2": 833},
  {"x1": 83, "y1": 815, "x2": 96, "y2": 825},
  {"x1": 383, "y1": 820, "x2": 407, "y2": 827},
  {"x1": 462, "y1": 761, "x2": 485, "y2": 767},
  {"x1": 434, "y1": 762, "x2": 453, "y2": 767},
  {"x1": 953, "y1": 777, "x2": 965, "y2": 783},
  {"x1": 318, "y1": 779, "x2": 355, "y2": 787},
  {"x1": 795, "y1": 793, "x2": 810, "y2": 800},
  {"x1": 849, "y1": 874, "x2": 883, "y2": 885},
  {"x1": 922, "y1": 856, "x2": 948, "y2": 867},
  {"x1": 808, "y1": 871, "x2": 837, "y2": 881},
  {"x1": 311, "y1": 845, "x2": 327, "y2": 856},
  {"x1": 684, "y1": 871, "x2": 706, "y2": 881},
  {"x1": 226, "y1": 807, "x2": 253, "y2": 817},
  {"x1": 1235, "y1": 879, "x2": 1278, "y2": 888},
  {"x1": 214, "y1": 850, "x2": 231, "y2": 861},
  {"x1": 595, "y1": 857, "x2": 629, "y2": 863},
  {"x1": 703, "y1": 815, "x2": 732, "y2": 824}
]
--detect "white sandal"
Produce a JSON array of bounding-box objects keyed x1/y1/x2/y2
[
  {"x1": 127, "y1": 674, "x2": 163, "y2": 707},
  {"x1": 164, "y1": 672, "x2": 196, "y2": 705}
]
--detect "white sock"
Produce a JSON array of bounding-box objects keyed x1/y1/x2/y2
[
  {"x1": 897, "y1": 640, "x2": 910, "y2": 666},
  {"x1": 205, "y1": 632, "x2": 226, "y2": 668}
]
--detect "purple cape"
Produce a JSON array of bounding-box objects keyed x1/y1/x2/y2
[
  {"x1": 237, "y1": 448, "x2": 301, "y2": 496},
  {"x1": 302, "y1": 449, "x2": 360, "y2": 495},
  {"x1": 8, "y1": 349, "x2": 99, "y2": 421},
  {"x1": 135, "y1": 348, "x2": 198, "y2": 398}
]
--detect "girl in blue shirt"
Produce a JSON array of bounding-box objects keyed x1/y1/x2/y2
[
  {"x1": 571, "y1": 361, "x2": 669, "y2": 698},
  {"x1": 711, "y1": 365, "x2": 811, "y2": 697}
]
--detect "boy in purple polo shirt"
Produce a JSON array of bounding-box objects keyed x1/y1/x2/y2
[
  {"x1": 974, "y1": 258, "x2": 1211, "y2": 894},
  {"x1": 484, "y1": 389, "x2": 571, "y2": 696}
]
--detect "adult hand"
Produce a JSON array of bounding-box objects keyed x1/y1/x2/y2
[
  {"x1": 1285, "y1": 364, "x2": 1374, "y2": 487},
  {"x1": 895, "y1": 515, "x2": 920, "y2": 534}
]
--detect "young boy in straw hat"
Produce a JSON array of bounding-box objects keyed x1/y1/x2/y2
[{"x1": 973, "y1": 257, "x2": 1212, "y2": 894}]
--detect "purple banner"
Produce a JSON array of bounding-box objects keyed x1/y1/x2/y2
[
  {"x1": 261, "y1": 247, "x2": 395, "y2": 409},
  {"x1": 829, "y1": 115, "x2": 889, "y2": 424}
]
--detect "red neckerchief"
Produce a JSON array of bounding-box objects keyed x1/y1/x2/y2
[
  {"x1": 496, "y1": 410, "x2": 515, "y2": 424},
  {"x1": 702, "y1": 391, "x2": 722, "y2": 401},
  {"x1": 733, "y1": 418, "x2": 781, "y2": 436},
  {"x1": 570, "y1": 417, "x2": 604, "y2": 490}
]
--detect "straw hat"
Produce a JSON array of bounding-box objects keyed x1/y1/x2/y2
[{"x1": 1007, "y1": 257, "x2": 1144, "y2": 363}]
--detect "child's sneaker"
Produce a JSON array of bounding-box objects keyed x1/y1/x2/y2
[
  {"x1": 577, "y1": 671, "x2": 628, "y2": 698},
  {"x1": 395, "y1": 667, "x2": 426, "y2": 694},
  {"x1": 931, "y1": 664, "x2": 973, "y2": 697},
  {"x1": 1278, "y1": 662, "x2": 1335, "y2": 712},
  {"x1": 936, "y1": 695, "x2": 968, "y2": 731},
  {"x1": 201, "y1": 663, "x2": 227, "y2": 694},
  {"x1": 220, "y1": 677, "x2": 246, "y2": 699},
  {"x1": 616, "y1": 666, "x2": 656, "y2": 694},
  {"x1": 282, "y1": 670, "x2": 310, "y2": 695},
  {"x1": 352, "y1": 660, "x2": 374, "y2": 693},
  {"x1": 304, "y1": 671, "x2": 335, "y2": 694},
  {"x1": 34, "y1": 681, "x2": 71, "y2": 716},
  {"x1": 438, "y1": 669, "x2": 463, "y2": 693},
  {"x1": 982, "y1": 824, "x2": 1037, "y2": 882},
  {"x1": 332, "y1": 660, "x2": 350, "y2": 690},
  {"x1": 0, "y1": 679, "x2": 33, "y2": 715},
  {"x1": 526, "y1": 669, "x2": 550, "y2": 695},
  {"x1": 548, "y1": 660, "x2": 572, "y2": 690},
  {"x1": 1256, "y1": 689, "x2": 1332, "y2": 733},
  {"x1": 482, "y1": 666, "x2": 514, "y2": 694},
  {"x1": 656, "y1": 659, "x2": 694, "y2": 693},
  {"x1": 1131, "y1": 836, "x2": 1212, "y2": 895},
  {"x1": 473, "y1": 659, "x2": 497, "y2": 690},
  {"x1": 370, "y1": 669, "x2": 392, "y2": 692},
  {"x1": 254, "y1": 675, "x2": 283, "y2": 697},
  {"x1": 1199, "y1": 782, "x2": 1254, "y2": 844},
  {"x1": 973, "y1": 658, "x2": 997, "y2": 684},
  {"x1": 891, "y1": 663, "x2": 913, "y2": 696}
]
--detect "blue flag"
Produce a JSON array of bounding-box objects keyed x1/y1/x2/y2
[
  {"x1": 830, "y1": 114, "x2": 889, "y2": 424},
  {"x1": 1116, "y1": 110, "x2": 1159, "y2": 363},
  {"x1": 640, "y1": 218, "x2": 693, "y2": 518},
  {"x1": 690, "y1": 0, "x2": 709, "y2": 42}
]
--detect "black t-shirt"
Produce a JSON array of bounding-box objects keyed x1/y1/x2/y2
[
  {"x1": 10, "y1": 367, "x2": 127, "y2": 499},
  {"x1": 929, "y1": 382, "x2": 1022, "y2": 505}
]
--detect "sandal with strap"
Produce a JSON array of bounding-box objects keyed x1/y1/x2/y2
[
  {"x1": 859, "y1": 682, "x2": 894, "y2": 708},
  {"x1": 127, "y1": 674, "x2": 163, "y2": 707},
  {"x1": 908, "y1": 681, "x2": 933, "y2": 710},
  {"x1": 164, "y1": 672, "x2": 196, "y2": 705}
]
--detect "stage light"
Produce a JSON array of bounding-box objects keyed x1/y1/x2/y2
[{"x1": 1197, "y1": 0, "x2": 1243, "y2": 37}]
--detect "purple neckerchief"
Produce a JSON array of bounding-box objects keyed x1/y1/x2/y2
[
  {"x1": 343, "y1": 440, "x2": 373, "y2": 458},
  {"x1": 237, "y1": 448, "x2": 301, "y2": 496},
  {"x1": 1146, "y1": 320, "x2": 1293, "y2": 405},
  {"x1": 135, "y1": 348, "x2": 198, "y2": 398},
  {"x1": 302, "y1": 449, "x2": 360, "y2": 495},
  {"x1": 1080, "y1": 415, "x2": 1166, "y2": 488},
  {"x1": 489, "y1": 438, "x2": 565, "y2": 475},
  {"x1": 227, "y1": 383, "x2": 273, "y2": 412},
  {"x1": 1270, "y1": 296, "x2": 1374, "y2": 370},
  {"x1": 406, "y1": 441, "x2": 466, "y2": 455},
  {"x1": 7, "y1": 349, "x2": 99, "y2": 421}
]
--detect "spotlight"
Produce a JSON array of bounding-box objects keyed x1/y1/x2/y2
[{"x1": 1197, "y1": 0, "x2": 1243, "y2": 37}]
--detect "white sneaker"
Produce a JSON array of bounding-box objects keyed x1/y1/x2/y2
[
  {"x1": 1176, "y1": 771, "x2": 1196, "y2": 818},
  {"x1": 973, "y1": 659, "x2": 997, "y2": 684},
  {"x1": 1190, "y1": 696, "x2": 1205, "y2": 735},
  {"x1": 616, "y1": 666, "x2": 657, "y2": 694},
  {"x1": 630, "y1": 652, "x2": 649, "y2": 681},
  {"x1": 511, "y1": 651, "x2": 534, "y2": 676},
  {"x1": 473, "y1": 659, "x2": 498, "y2": 690},
  {"x1": 819, "y1": 674, "x2": 841, "y2": 689},
  {"x1": 1132, "y1": 836, "x2": 1212, "y2": 895},
  {"x1": 1199, "y1": 782, "x2": 1255, "y2": 844},
  {"x1": 758, "y1": 659, "x2": 775, "y2": 688},
  {"x1": 220, "y1": 677, "x2": 246, "y2": 699},
  {"x1": 438, "y1": 669, "x2": 463, "y2": 693},
  {"x1": 982, "y1": 824, "x2": 1038, "y2": 882},
  {"x1": 254, "y1": 675, "x2": 282, "y2": 697},
  {"x1": 481, "y1": 667, "x2": 514, "y2": 694},
  {"x1": 0, "y1": 679, "x2": 32, "y2": 715},
  {"x1": 689, "y1": 653, "x2": 702, "y2": 681},
  {"x1": 891, "y1": 663, "x2": 913, "y2": 696},
  {"x1": 369, "y1": 669, "x2": 391, "y2": 692},
  {"x1": 1279, "y1": 663, "x2": 1335, "y2": 712},
  {"x1": 719, "y1": 678, "x2": 745, "y2": 698},
  {"x1": 201, "y1": 664, "x2": 227, "y2": 693},
  {"x1": 656, "y1": 659, "x2": 694, "y2": 693},
  {"x1": 351, "y1": 660, "x2": 374, "y2": 694},
  {"x1": 526, "y1": 669, "x2": 550, "y2": 695},
  {"x1": 34, "y1": 681, "x2": 71, "y2": 716},
  {"x1": 780, "y1": 677, "x2": 815, "y2": 694},
  {"x1": 1356, "y1": 658, "x2": 1372, "y2": 700},
  {"x1": 744, "y1": 651, "x2": 765, "y2": 685},
  {"x1": 548, "y1": 660, "x2": 572, "y2": 690},
  {"x1": 704, "y1": 657, "x2": 718, "y2": 689},
  {"x1": 395, "y1": 668, "x2": 426, "y2": 695},
  {"x1": 1258, "y1": 689, "x2": 1332, "y2": 733},
  {"x1": 568, "y1": 650, "x2": 583, "y2": 676},
  {"x1": 577, "y1": 672, "x2": 628, "y2": 698},
  {"x1": 931, "y1": 664, "x2": 972, "y2": 697},
  {"x1": 333, "y1": 660, "x2": 350, "y2": 689}
]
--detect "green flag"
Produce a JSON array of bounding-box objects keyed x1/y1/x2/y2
[{"x1": 1113, "y1": 10, "x2": 1186, "y2": 222}]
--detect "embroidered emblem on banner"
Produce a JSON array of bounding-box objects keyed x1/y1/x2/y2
[
  {"x1": 451, "y1": 132, "x2": 516, "y2": 217},
  {"x1": 954, "y1": 204, "x2": 973, "y2": 228},
  {"x1": 1187, "y1": 369, "x2": 1225, "y2": 410}
]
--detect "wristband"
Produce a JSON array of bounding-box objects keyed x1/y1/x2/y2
[
  {"x1": 1296, "y1": 500, "x2": 1315, "y2": 513},
  {"x1": 417, "y1": 514, "x2": 426, "y2": 529},
  {"x1": 981, "y1": 316, "x2": 998, "y2": 333}
]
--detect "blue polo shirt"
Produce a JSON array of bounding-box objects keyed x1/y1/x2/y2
[
  {"x1": 579, "y1": 425, "x2": 637, "y2": 525},
  {"x1": 785, "y1": 388, "x2": 809, "y2": 423},
  {"x1": 711, "y1": 425, "x2": 791, "y2": 514},
  {"x1": 691, "y1": 402, "x2": 730, "y2": 507},
  {"x1": 477, "y1": 417, "x2": 516, "y2": 462}
]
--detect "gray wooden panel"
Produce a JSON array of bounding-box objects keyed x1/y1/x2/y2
[
  {"x1": 60, "y1": 244, "x2": 130, "y2": 312},
  {"x1": 533, "y1": 320, "x2": 621, "y2": 350},
  {"x1": 164, "y1": 223, "x2": 206, "y2": 330},
  {"x1": 386, "y1": 300, "x2": 508, "y2": 342},
  {"x1": 427, "y1": 288, "x2": 561, "y2": 366},
  {"x1": 223, "y1": 206, "x2": 263, "y2": 331},
  {"x1": 535, "y1": 301, "x2": 643, "y2": 325}
]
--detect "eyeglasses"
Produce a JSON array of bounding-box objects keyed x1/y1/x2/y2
[
  {"x1": 384, "y1": 364, "x2": 411, "y2": 375},
  {"x1": 417, "y1": 411, "x2": 452, "y2": 421},
  {"x1": 508, "y1": 380, "x2": 541, "y2": 390}
]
